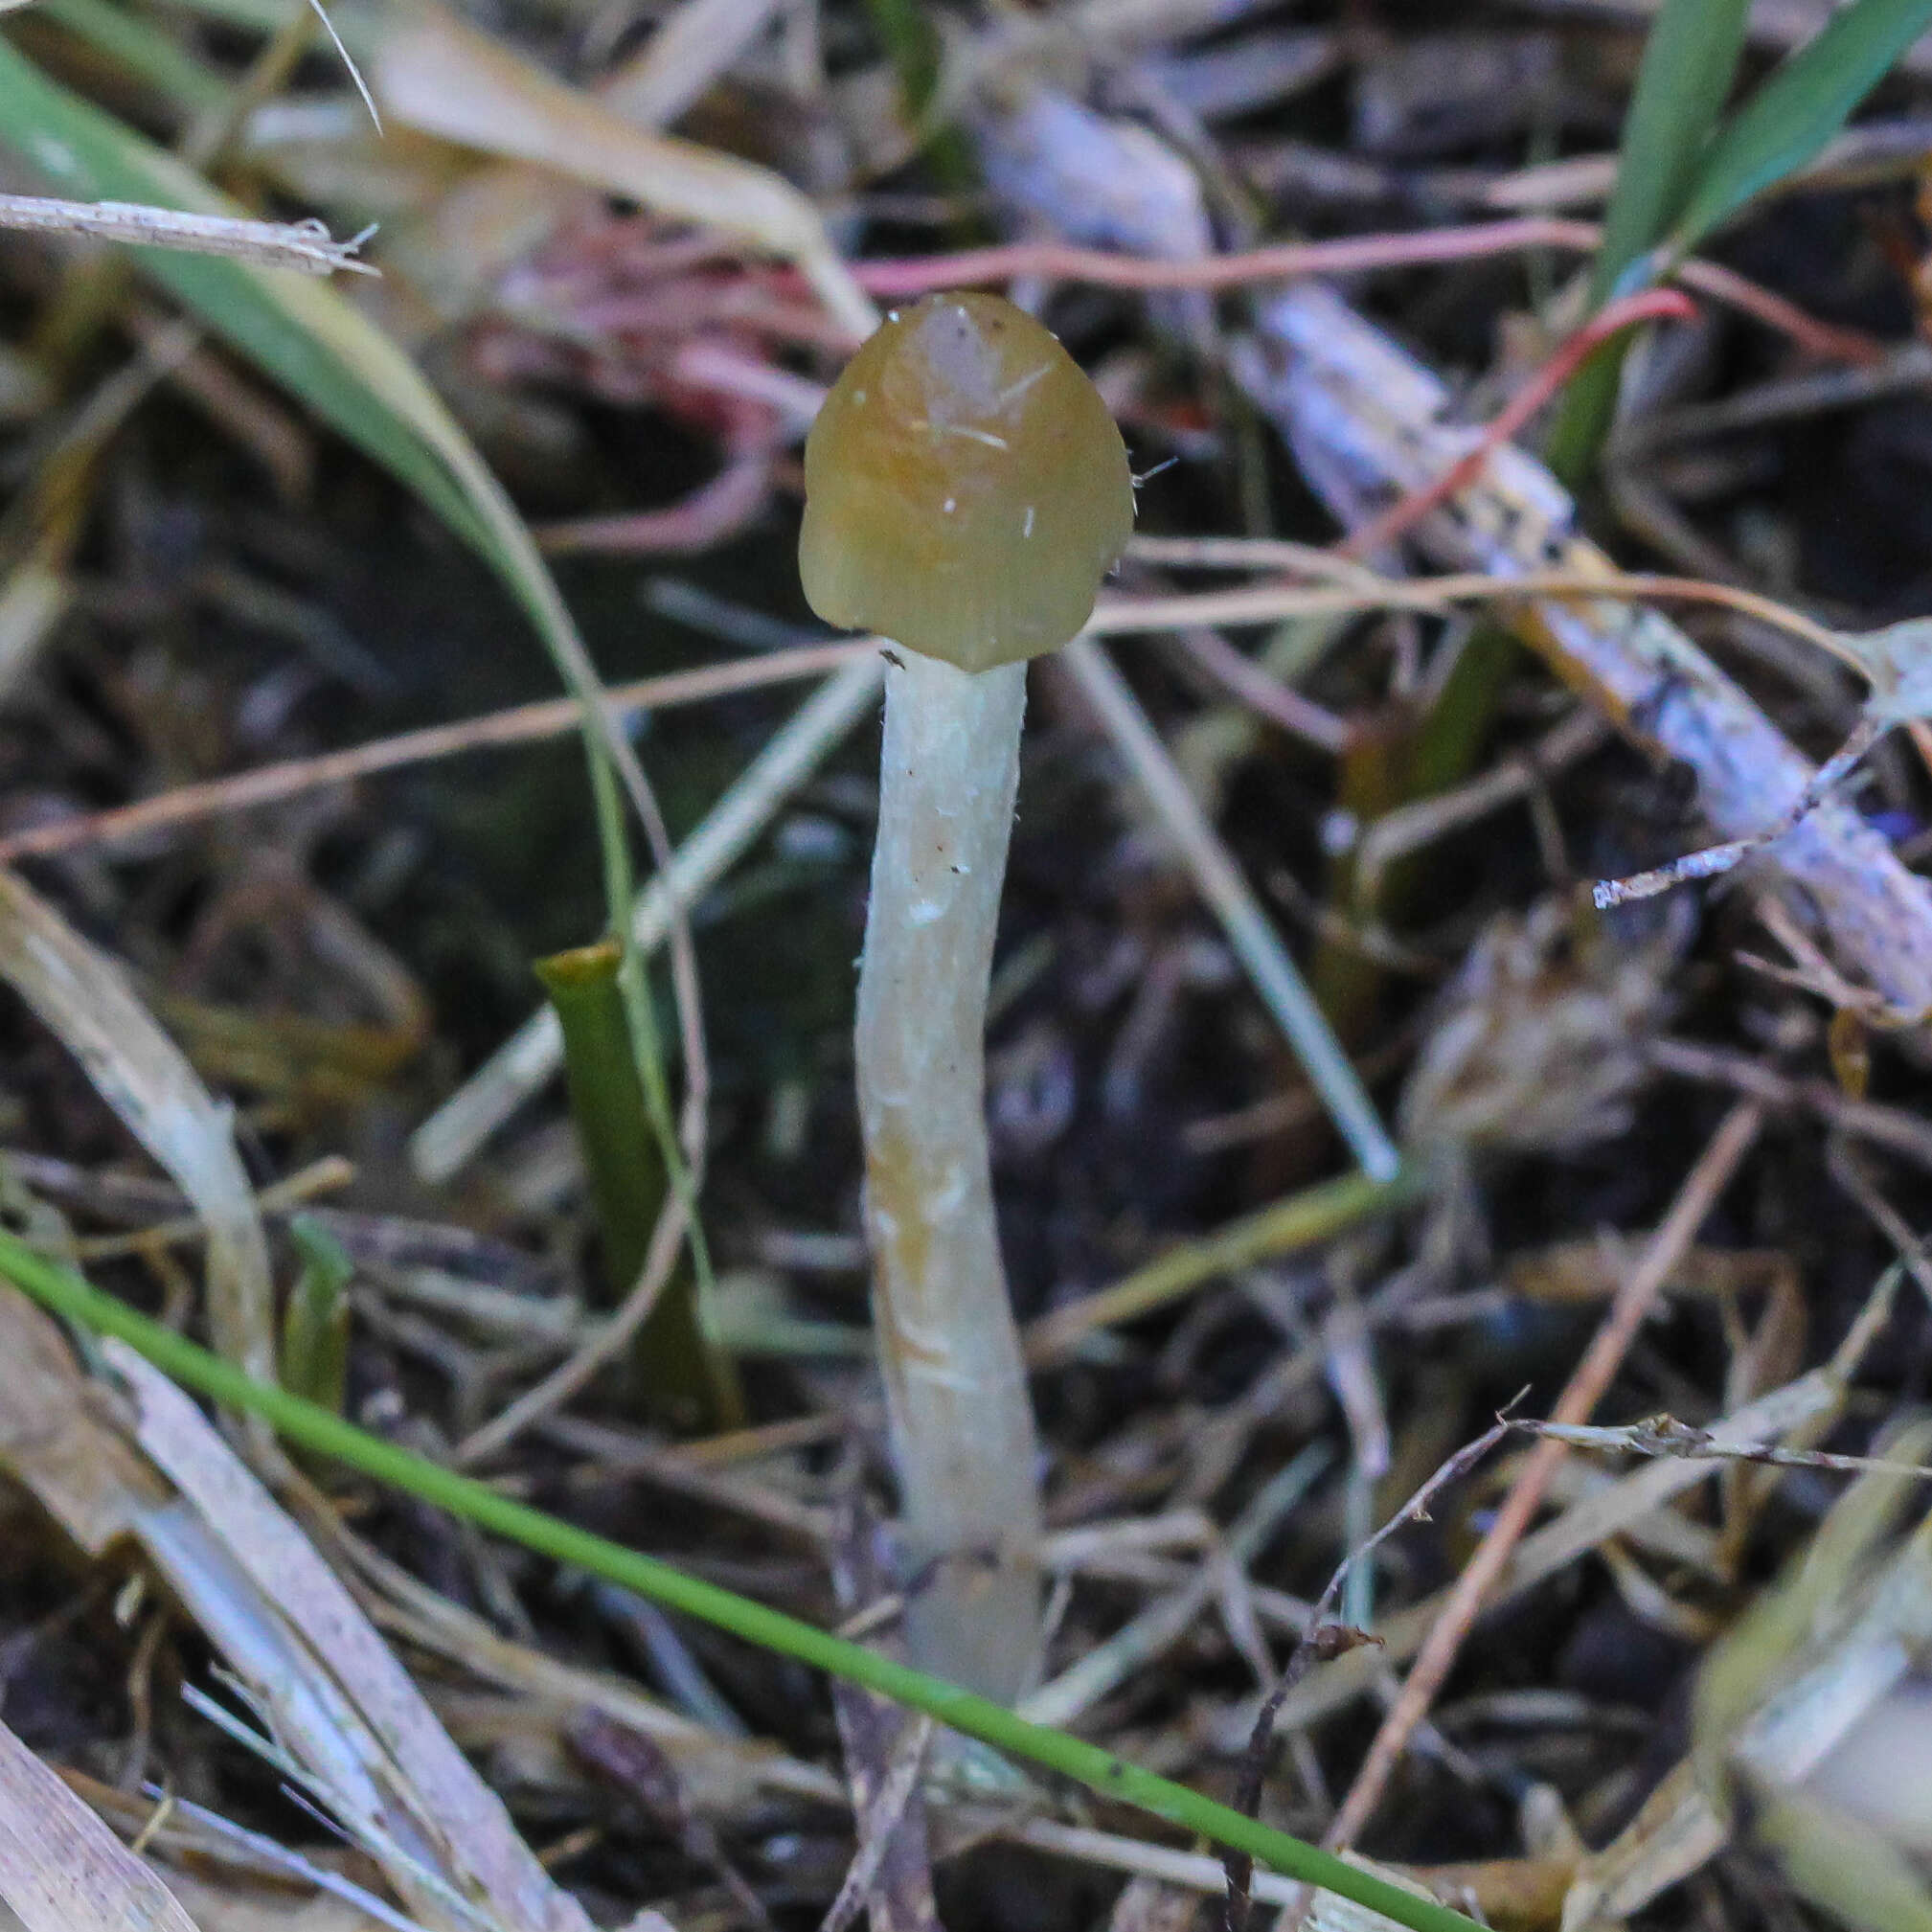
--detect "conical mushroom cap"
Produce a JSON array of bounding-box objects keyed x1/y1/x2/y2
[{"x1": 800, "y1": 292, "x2": 1134, "y2": 674}]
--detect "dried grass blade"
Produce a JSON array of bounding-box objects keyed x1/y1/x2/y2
[
  {"x1": 0, "y1": 1717, "x2": 202, "y2": 1932},
  {"x1": 0, "y1": 1291, "x2": 828, "y2": 1855},
  {"x1": 125, "y1": 1790, "x2": 443, "y2": 1932},
  {"x1": 0, "y1": 1278, "x2": 593, "y2": 1932},
  {"x1": 0, "y1": 192, "x2": 373, "y2": 271},
  {"x1": 103, "y1": 1343, "x2": 602, "y2": 1932},
  {"x1": 0, "y1": 1284, "x2": 173, "y2": 1551},
  {"x1": 0, "y1": 869, "x2": 275, "y2": 1394},
  {"x1": 606, "y1": 0, "x2": 784, "y2": 129},
  {"x1": 1059, "y1": 640, "x2": 1400, "y2": 1181},
  {"x1": 367, "y1": 1, "x2": 875, "y2": 339}
]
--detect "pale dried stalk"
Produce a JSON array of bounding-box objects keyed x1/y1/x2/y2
[
  {"x1": 0, "y1": 1716, "x2": 201, "y2": 1932},
  {"x1": 1061, "y1": 639, "x2": 1399, "y2": 1181},
  {"x1": 0, "y1": 642, "x2": 870, "y2": 866},
  {"x1": 857, "y1": 651, "x2": 1040, "y2": 1703},
  {"x1": 0, "y1": 192, "x2": 375, "y2": 273},
  {"x1": 124, "y1": 1792, "x2": 439, "y2": 1932},
  {"x1": 0, "y1": 1287, "x2": 600, "y2": 1932},
  {"x1": 1239, "y1": 283, "x2": 1932, "y2": 1014},
  {"x1": 110, "y1": 1344, "x2": 602, "y2": 1932},
  {"x1": 0, "y1": 869, "x2": 275, "y2": 1402}
]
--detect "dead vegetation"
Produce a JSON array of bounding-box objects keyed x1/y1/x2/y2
[{"x1": 8, "y1": 3, "x2": 1932, "y2": 1931}]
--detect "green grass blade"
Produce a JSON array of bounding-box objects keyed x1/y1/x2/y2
[
  {"x1": 0, "y1": 41, "x2": 699, "y2": 1295},
  {"x1": 1546, "y1": 0, "x2": 1750, "y2": 481},
  {"x1": 0, "y1": 1226, "x2": 1486, "y2": 1932},
  {"x1": 1591, "y1": 0, "x2": 1753, "y2": 303},
  {"x1": 34, "y1": 0, "x2": 232, "y2": 115},
  {"x1": 0, "y1": 42, "x2": 495, "y2": 552},
  {"x1": 1671, "y1": 0, "x2": 1932, "y2": 253}
]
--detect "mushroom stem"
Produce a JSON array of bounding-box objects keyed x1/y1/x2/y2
[{"x1": 856, "y1": 648, "x2": 1041, "y2": 1702}]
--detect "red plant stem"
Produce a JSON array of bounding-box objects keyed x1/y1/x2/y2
[
  {"x1": 856, "y1": 218, "x2": 1599, "y2": 295},
  {"x1": 849, "y1": 220, "x2": 1879, "y2": 364},
  {"x1": 1679, "y1": 259, "x2": 1881, "y2": 366},
  {"x1": 1336, "y1": 287, "x2": 1700, "y2": 560}
]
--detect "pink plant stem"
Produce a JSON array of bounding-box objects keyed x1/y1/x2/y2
[
  {"x1": 850, "y1": 222, "x2": 1878, "y2": 364},
  {"x1": 855, "y1": 218, "x2": 1601, "y2": 295},
  {"x1": 1337, "y1": 288, "x2": 1700, "y2": 559}
]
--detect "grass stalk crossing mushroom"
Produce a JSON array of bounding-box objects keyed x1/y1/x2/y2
[{"x1": 801, "y1": 292, "x2": 1133, "y2": 1700}]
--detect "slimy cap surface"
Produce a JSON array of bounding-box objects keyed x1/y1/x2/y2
[{"x1": 800, "y1": 292, "x2": 1134, "y2": 673}]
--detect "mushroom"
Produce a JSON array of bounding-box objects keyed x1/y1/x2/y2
[{"x1": 801, "y1": 292, "x2": 1133, "y2": 1701}]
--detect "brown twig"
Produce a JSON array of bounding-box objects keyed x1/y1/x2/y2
[
  {"x1": 1320, "y1": 1101, "x2": 1762, "y2": 1854},
  {"x1": 9, "y1": 567, "x2": 1856, "y2": 873},
  {"x1": 1222, "y1": 1413, "x2": 1518, "y2": 1932},
  {"x1": 0, "y1": 642, "x2": 872, "y2": 864}
]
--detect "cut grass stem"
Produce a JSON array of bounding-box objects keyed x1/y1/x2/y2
[{"x1": 535, "y1": 939, "x2": 741, "y2": 1434}]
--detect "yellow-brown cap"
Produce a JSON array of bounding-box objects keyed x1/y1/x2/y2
[{"x1": 799, "y1": 292, "x2": 1134, "y2": 674}]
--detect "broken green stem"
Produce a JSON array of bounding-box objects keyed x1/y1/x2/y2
[
  {"x1": 281, "y1": 1214, "x2": 351, "y2": 1415},
  {"x1": 0, "y1": 1228, "x2": 1483, "y2": 1932},
  {"x1": 535, "y1": 939, "x2": 741, "y2": 1433}
]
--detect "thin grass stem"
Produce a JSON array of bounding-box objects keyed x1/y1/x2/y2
[{"x1": 0, "y1": 1227, "x2": 1487, "y2": 1932}]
